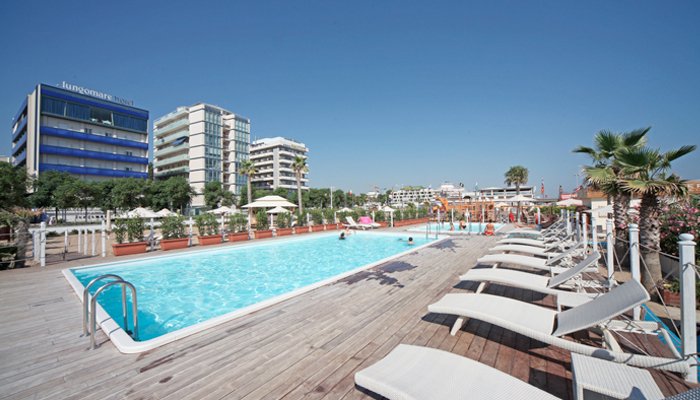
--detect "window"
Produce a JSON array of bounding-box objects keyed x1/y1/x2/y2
[
  {"x1": 126, "y1": 151, "x2": 133, "y2": 156},
  {"x1": 66, "y1": 102, "x2": 90, "y2": 120},
  {"x1": 41, "y1": 97, "x2": 66, "y2": 115},
  {"x1": 84, "y1": 128, "x2": 92, "y2": 134},
  {"x1": 114, "y1": 113, "x2": 147, "y2": 132},
  {"x1": 90, "y1": 107, "x2": 112, "y2": 125}
]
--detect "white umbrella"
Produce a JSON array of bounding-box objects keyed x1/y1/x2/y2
[
  {"x1": 494, "y1": 202, "x2": 509, "y2": 208},
  {"x1": 208, "y1": 205, "x2": 235, "y2": 215},
  {"x1": 156, "y1": 208, "x2": 177, "y2": 217},
  {"x1": 266, "y1": 206, "x2": 290, "y2": 214},
  {"x1": 117, "y1": 207, "x2": 159, "y2": 219},
  {"x1": 338, "y1": 207, "x2": 353, "y2": 212},
  {"x1": 556, "y1": 198, "x2": 583, "y2": 207},
  {"x1": 381, "y1": 205, "x2": 395, "y2": 213},
  {"x1": 242, "y1": 195, "x2": 297, "y2": 209},
  {"x1": 506, "y1": 194, "x2": 532, "y2": 203}
]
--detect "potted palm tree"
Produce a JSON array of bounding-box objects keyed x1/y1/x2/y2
[
  {"x1": 112, "y1": 218, "x2": 148, "y2": 256},
  {"x1": 195, "y1": 213, "x2": 221, "y2": 246},
  {"x1": 227, "y1": 213, "x2": 249, "y2": 242},
  {"x1": 160, "y1": 215, "x2": 189, "y2": 250},
  {"x1": 255, "y1": 209, "x2": 273, "y2": 238}
]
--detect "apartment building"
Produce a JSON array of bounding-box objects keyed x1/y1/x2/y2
[{"x1": 250, "y1": 137, "x2": 309, "y2": 191}]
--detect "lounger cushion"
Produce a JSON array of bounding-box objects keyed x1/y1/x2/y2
[{"x1": 355, "y1": 344, "x2": 559, "y2": 400}]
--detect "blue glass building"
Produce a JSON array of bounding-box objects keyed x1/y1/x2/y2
[{"x1": 10, "y1": 82, "x2": 149, "y2": 180}]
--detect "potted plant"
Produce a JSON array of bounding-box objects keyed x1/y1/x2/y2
[
  {"x1": 375, "y1": 210, "x2": 387, "y2": 227},
  {"x1": 112, "y1": 218, "x2": 148, "y2": 256},
  {"x1": 255, "y1": 209, "x2": 273, "y2": 238},
  {"x1": 660, "y1": 279, "x2": 681, "y2": 307},
  {"x1": 275, "y1": 212, "x2": 293, "y2": 236},
  {"x1": 294, "y1": 210, "x2": 309, "y2": 234},
  {"x1": 160, "y1": 215, "x2": 189, "y2": 250},
  {"x1": 228, "y1": 213, "x2": 249, "y2": 242},
  {"x1": 310, "y1": 209, "x2": 324, "y2": 232},
  {"x1": 196, "y1": 213, "x2": 221, "y2": 246}
]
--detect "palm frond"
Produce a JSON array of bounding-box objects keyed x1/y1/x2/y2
[
  {"x1": 621, "y1": 127, "x2": 650, "y2": 148},
  {"x1": 663, "y1": 145, "x2": 696, "y2": 163},
  {"x1": 594, "y1": 130, "x2": 621, "y2": 155}
]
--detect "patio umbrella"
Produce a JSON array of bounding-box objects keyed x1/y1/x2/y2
[
  {"x1": 338, "y1": 207, "x2": 353, "y2": 213},
  {"x1": 381, "y1": 205, "x2": 395, "y2": 213},
  {"x1": 556, "y1": 198, "x2": 583, "y2": 207},
  {"x1": 208, "y1": 205, "x2": 235, "y2": 215},
  {"x1": 506, "y1": 195, "x2": 531, "y2": 223},
  {"x1": 156, "y1": 208, "x2": 177, "y2": 217},
  {"x1": 242, "y1": 195, "x2": 297, "y2": 209},
  {"x1": 266, "y1": 206, "x2": 290, "y2": 214}
]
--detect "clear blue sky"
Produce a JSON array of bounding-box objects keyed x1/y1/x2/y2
[{"x1": 2, "y1": 0, "x2": 698, "y2": 196}]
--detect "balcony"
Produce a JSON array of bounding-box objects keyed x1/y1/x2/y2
[
  {"x1": 157, "y1": 133, "x2": 188, "y2": 147},
  {"x1": 154, "y1": 108, "x2": 188, "y2": 125},
  {"x1": 155, "y1": 142, "x2": 188, "y2": 158},
  {"x1": 156, "y1": 165, "x2": 190, "y2": 177},
  {"x1": 154, "y1": 152, "x2": 189, "y2": 168},
  {"x1": 154, "y1": 118, "x2": 189, "y2": 136}
]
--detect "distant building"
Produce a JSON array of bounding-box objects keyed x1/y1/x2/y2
[
  {"x1": 153, "y1": 103, "x2": 250, "y2": 208},
  {"x1": 438, "y1": 183, "x2": 464, "y2": 199},
  {"x1": 0, "y1": 156, "x2": 9, "y2": 163},
  {"x1": 389, "y1": 187, "x2": 436, "y2": 206},
  {"x1": 250, "y1": 137, "x2": 309, "y2": 192},
  {"x1": 477, "y1": 186, "x2": 535, "y2": 200},
  {"x1": 10, "y1": 82, "x2": 149, "y2": 181},
  {"x1": 687, "y1": 179, "x2": 700, "y2": 196}
]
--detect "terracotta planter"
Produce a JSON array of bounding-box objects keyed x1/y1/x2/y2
[
  {"x1": 662, "y1": 288, "x2": 681, "y2": 307},
  {"x1": 276, "y1": 227, "x2": 293, "y2": 236},
  {"x1": 112, "y1": 241, "x2": 147, "y2": 256},
  {"x1": 256, "y1": 230, "x2": 273, "y2": 239},
  {"x1": 160, "y1": 237, "x2": 189, "y2": 251},
  {"x1": 378, "y1": 221, "x2": 388, "y2": 228},
  {"x1": 311, "y1": 225, "x2": 323, "y2": 232},
  {"x1": 228, "y1": 232, "x2": 249, "y2": 242},
  {"x1": 198, "y1": 235, "x2": 222, "y2": 246}
]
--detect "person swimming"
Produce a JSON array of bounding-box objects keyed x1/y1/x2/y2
[
  {"x1": 408, "y1": 237, "x2": 414, "y2": 245},
  {"x1": 339, "y1": 232, "x2": 346, "y2": 240}
]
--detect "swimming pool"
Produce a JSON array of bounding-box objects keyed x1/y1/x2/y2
[
  {"x1": 406, "y1": 222, "x2": 504, "y2": 234},
  {"x1": 64, "y1": 231, "x2": 441, "y2": 353}
]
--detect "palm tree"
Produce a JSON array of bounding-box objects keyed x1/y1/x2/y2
[
  {"x1": 291, "y1": 156, "x2": 308, "y2": 213},
  {"x1": 617, "y1": 144, "x2": 696, "y2": 293},
  {"x1": 504, "y1": 165, "x2": 529, "y2": 222},
  {"x1": 239, "y1": 160, "x2": 257, "y2": 233},
  {"x1": 574, "y1": 128, "x2": 649, "y2": 264}
]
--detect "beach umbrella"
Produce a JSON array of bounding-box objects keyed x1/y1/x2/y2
[
  {"x1": 338, "y1": 207, "x2": 353, "y2": 213},
  {"x1": 208, "y1": 205, "x2": 235, "y2": 215},
  {"x1": 156, "y1": 208, "x2": 177, "y2": 217},
  {"x1": 266, "y1": 206, "x2": 290, "y2": 214},
  {"x1": 242, "y1": 195, "x2": 297, "y2": 209},
  {"x1": 556, "y1": 198, "x2": 583, "y2": 207}
]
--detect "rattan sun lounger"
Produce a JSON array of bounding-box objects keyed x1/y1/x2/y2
[
  {"x1": 355, "y1": 344, "x2": 560, "y2": 400},
  {"x1": 428, "y1": 280, "x2": 692, "y2": 376}
]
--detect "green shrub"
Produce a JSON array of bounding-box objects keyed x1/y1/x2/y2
[
  {"x1": 310, "y1": 209, "x2": 323, "y2": 225},
  {"x1": 228, "y1": 213, "x2": 248, "y2": 232},
  {"x1": 161, "y1": 215, "x2": 186, "y2": 239},
  {"x1": 126, "y1": 217, "x2": 145, "y2": 243},
  {"x1": 295, "y1": 210, "x2": 307, "y2": 226},
  {"x1": 276, "y1": 212, "x2": 289, "y2": 228},
  {"x1": 322, "y1": 208, "x2": 335, "y2": 224},
  {"x1": 113, "y1": 219, "x2": 127, "y2": 244},
  {"x1": 256, "y1": 209, "x2": 269, "y2": 230},
  {"x1": 195, "y1": 213, "x2": 219, "y2": 236}
]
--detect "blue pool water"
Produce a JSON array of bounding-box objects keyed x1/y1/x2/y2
[
  {"x1": 71, "y1": 232, "x2": 435, "y2": 341},
  {"x1": 406, "y1": 222, "x2": 504, "y2": 234}
]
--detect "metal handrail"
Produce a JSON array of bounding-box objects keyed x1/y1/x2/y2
[
  {"x1": 89, "y1": 280, "x2": 139, "y2": 349},
  {"x1": 82, "y1": 274, "x2": 123, "y2": 336}
]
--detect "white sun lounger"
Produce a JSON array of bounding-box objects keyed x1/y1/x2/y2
[
  {"x1": 355, "y1": 344, "x2": 560, "y2": 400},
  {"x1": 489, "y1": 244, "x2": 562, "y2": 258},
  {"x1": 344, "y1": 216, "x2": 375, "y2": 230},
  {"x1": 461, "y1": 252, "x2": 602, "y2": 309},
  {"x1": 478, "y1": 247, "x2": 590, "y2": 270},
  {"x1": 427, "y1": 280, "x2": 692, "y2": 376},
  {"x1": 496, "y1": 237, "x2": 548, "y2": 247}
]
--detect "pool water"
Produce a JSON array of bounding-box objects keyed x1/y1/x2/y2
[
  {"x1": 406, "y1": 222, "x2": 504, "y2": 234},
  {"x1": 71, "y1": 232, "x2": 435, "y2": 341}
]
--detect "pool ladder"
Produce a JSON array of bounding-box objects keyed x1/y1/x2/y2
[
  {"x1": 425, "y1": 220, "x2": 440, "y2": 240},
  {"x1": 82, "y1": 274, "x2": 139, "y2": 349}
]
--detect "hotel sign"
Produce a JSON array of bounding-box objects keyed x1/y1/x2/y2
[{"x1": 59, "y1": 81, "x2": 134, "y2": 106}]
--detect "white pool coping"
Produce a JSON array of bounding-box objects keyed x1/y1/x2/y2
[{"x1": 63, "y1": 230, "x2": 447, "y2": 354}]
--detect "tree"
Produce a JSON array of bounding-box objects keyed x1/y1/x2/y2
[
  {"x1": 110, "y1": 178, "x2": 148, "y2": 211},
  {"x1": 291, "y1": 156, "x2": 308, "y2": 212},
  {"x1": 0, "y1": 162, "x2": 30, "y2": 209},
  {"x1": 239, "y1": 160, "x2": 258, "y2": 231},
  {"x1": 574, "y1": 128, "x2": 649, "y2": 263},
  {"x1": 74, "y1": 181, "x2": 97, "y2": 219},
  {"x1": 504, "y1": 165, "x2": 529, "y2": 222},
  {"x1": 165, "y1": 177, "x2": 195, "y2": 212},
  {"x1": 617, "y1": 144, "x2": 696, "y2": 293},
  {"x1": 204, "y1": 181, "x2": 225, "y2": 209},
  {"x1": 30, "y1": 170, "x2": 72, "y2": 219}
]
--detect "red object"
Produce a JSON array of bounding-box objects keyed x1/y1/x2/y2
[
  {"x1": 255, "y1": 230, "x2": 273, "y2": 239},
  {"x1": 228, "y1": 232, "x2": 250, "y2": 241},
  {"x1": 160, "y1": 238, "x2": 189, "y2": 251},
  {"x1": 508, "y1": 212, "x2": 515, "y2": 223},
  {"x1": 112, "y1": 242, "x2": 148, "y2": 256},
  {"x1": 198, "y1": 235, "x2": 222, "y2": 246}
]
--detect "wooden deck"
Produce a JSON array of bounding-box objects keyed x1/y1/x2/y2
[{"x1": 0, "y1": 233, "x2": 695, "y2": 399}]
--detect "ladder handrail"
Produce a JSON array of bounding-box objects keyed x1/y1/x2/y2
[
  {"x1": 89, "y1": 280, "x2": 138, "y2": 349},
  {"x1": 83, "y1": 274, "x2": 123, "y2": 336}
]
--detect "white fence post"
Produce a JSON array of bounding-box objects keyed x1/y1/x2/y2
[
  {"x1": 628, "y1": 223, "x2": 641, "y2": 320},
  {"x1": 591, "y1": 213, "x2": 598, "y2": 252},
  {"x1": 77, "y1": 228, "x2": 82, "y2": 253},
  {"x1": 678, "y1": 233, "x2": 697, "y2": 383},
  {"x1": 566, "y1": 210, "x2": 571, "y2": 237},
  {"x1": 188, "y1": 217, "x2": 194, "y2": 246},
  {"x1": 33, "y1": 230, "x2": 39, "y2": 262},
  {"x1": 39, "y1": 222, "x2": 46, "y2": 267},
  {"x1": 101, "y1": 221, "x2": 106, "y2": 257},
  {"x1": 64, "y1": 229, "x2": 69, "y2": 255},
  {"x1": 83, "y1": 228, "x2": 88, "y2": 256},
  {"x1": 582, "y1": 213, "x2": 588, "y2": 252},
  {"x1": 575, "y1": 212, "x2": 581, "y2": 242},
  {"x1": 91, "y1": 229, "x2": 96, "y2": 256},
  {"x1": 606, "y1": 218, "x2": 614, "y2": 287}
]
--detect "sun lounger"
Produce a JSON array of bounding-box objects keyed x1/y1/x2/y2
[
  {"x1": 489, "y1": 244, "x2": 562, "y2": 258},
  {"x1": 461, "y1": 252, "x2": 602, "y2": 309},
  {"x1": 344, "y1": 216, "x2": 372, "y2": 230},
  {"x1": 478, "y1": 245, "x2": 589, "y2": 270},
  {"x1": 355, "y1": 345, "x2": 678, "y2": 400},
  {"x1": 355, "y1": 344, "x2": 559, "y2": 400},
  {"x1": 427, "y1": 280, "x2": 691, "y2": 376}
]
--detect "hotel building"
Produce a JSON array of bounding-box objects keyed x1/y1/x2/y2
[
  {"x1": 250, "y1": 137, "x2": 309, "y2": 192},
  {"x1": 153, "y1": 103, "x2": 250, "y2": 208},
  {"x1": 389, "y1": 188, "x2": 437, "y2": 206},
  {"x1": 10, "y1": 82, "x2": 149, "y2": 180}
]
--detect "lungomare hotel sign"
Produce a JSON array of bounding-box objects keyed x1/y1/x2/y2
[{"x1": 59, "y1": 81, "x2": 135, "y2": 107}]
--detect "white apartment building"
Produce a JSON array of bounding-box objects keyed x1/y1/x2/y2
[
  {"x1": 153, "y1": 103, "x2": 250, "y2": 208},
  {"x1": 389, "y1": 188, "x2": 437, "y2": 206},
  {"x1": 477, "y1": 186, "x2": 535, "y2": 200},
  {"x1": 250, "y1": 137, "x2": 309, "y2": 191}
]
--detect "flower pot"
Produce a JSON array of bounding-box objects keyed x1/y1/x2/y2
[
  {"x1": 256, "y1": 230, "x2": 273, "y2": 239},
  {"x1": 661, "y1": 288, "x2": 681, "y2": 307},
  {"x1": 295, "y1": 227, "x2": 309, "y2": 234},
  {"x1": 276, "y1": 227, "x2": 293, "y2": 236},
  {"x1": 378, "y1": 221, "x2": 388, "y2": 228},
  {"x1": 198, "y1": 235, "x2": 222, "y2": 246},
  {"x1": 311, "y1": 225, "x2": 323, "y2": 232},
  {"x1": 160, "y1": 237, "x2": 189, "y2": 251},
  {"x1": 228, "y1": 232, "x2": 249, "y2": 242},
  {"x1": 112, "y1": 241, "x2": 147, "y2": 256}
]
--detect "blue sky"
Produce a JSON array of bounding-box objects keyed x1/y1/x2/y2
[{"x1": 1, "y1": 1, "x2": 698, "y2": 196}]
